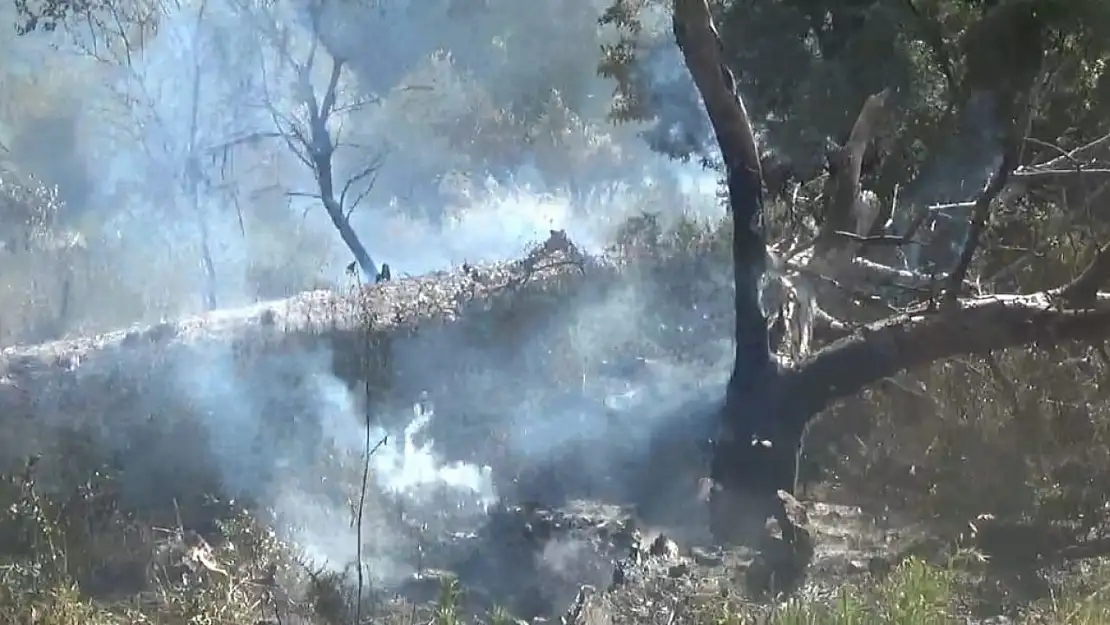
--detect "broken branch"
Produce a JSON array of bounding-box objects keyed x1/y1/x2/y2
[{"x1": 815, "y1": 89, "x2": 891, "y2": 258}]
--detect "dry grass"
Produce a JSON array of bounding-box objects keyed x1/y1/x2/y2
[{"x1": 4, "y1": 461, "x2": 1110, "y2": 625}]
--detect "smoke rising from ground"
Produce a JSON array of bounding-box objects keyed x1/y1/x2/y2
[
  {"x1": 0, "y1": 0, "x2": 737, "y2": 589},
  {"x1": 0, "y1": 0, "x2": 1013, "y2": 596}
]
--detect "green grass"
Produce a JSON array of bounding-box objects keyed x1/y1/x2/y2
[{"x1": 760, "y1": 559, "x2": 960, "y2": 625}]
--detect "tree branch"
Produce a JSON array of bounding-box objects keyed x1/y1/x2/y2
[
  {"x1": 786, "y1": 291, "x2": 1110, "y2": 419},
  {"x1": 815, "y1": 89, "x2": 891, "y2": 259},
  {"x1": 319, "y1": 55, "x2": 344, "y2": 123},
  {"x1": 1032, "y1": 132, "x2": 1110, "y2": 170},
  {"x1": 339, "y1": 152, "x2": 385, "y2": 212},
  {"x1": 944, "y1": 147, "x2": 1017, "y2": 301},
  {"x1": 1058, "y1": 240, "x2": 1110, "y2": 306}
]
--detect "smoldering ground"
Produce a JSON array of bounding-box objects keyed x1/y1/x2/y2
[
  {"x1": 3, "y1": 0, "x2": 762, "y2": 616},
  {"x1": 0, "y1": 244, "x2": 742, "y2": 622},
  {"x1": 121, "y1": 245, "x2": 737, "y2": 586}
]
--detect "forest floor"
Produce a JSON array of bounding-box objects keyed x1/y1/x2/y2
[{"x1": 4, "y1": 465, "x2": 1110, "y2": 625}]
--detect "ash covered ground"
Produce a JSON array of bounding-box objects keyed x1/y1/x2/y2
[
  {"x1": 346, "y1": 474, "x2": 910, "y2": 623},
  {"x1": 276, "y1": 376, "x2": 914, "y2": 624}
]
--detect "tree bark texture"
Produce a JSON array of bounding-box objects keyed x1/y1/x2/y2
[{"x1": 671, "y1": 0, "x2": 791, "y2": 544}]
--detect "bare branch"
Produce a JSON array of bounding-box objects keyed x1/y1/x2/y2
[
  {"x1": 1014, "y1": 168, "x2": 1110, "y2": 180},
  {"x1": 786, "y1": 255, "x2": 948, "y2": 293},
  {"x1": 261, "y1": 104, "x2": 313, "y2": 169},
  {"x1": 204, "y1": 132, "x2": 286, "y2": 155},
  {"x1": 339, "y1": 169, "x2": 373, "y2": 209},
  {"x1": 832, "y1": 230, "x2": 922, "y2": 247},
  {"x1": 332, "y1": 97, "x2": 382, "y2": 116},
  {"x1": 347, "y1": 174, "x2": 380, "y2": 215},
  {"x1": 319, "y1": 56, "x2": 345, "y2": 122},
  {"x1": 339, "y1": 155, "x2": 383, "y2": 211},
  {"x1": 285, "y1": 191, "x2": 324, "y2": 200},
  {"x1": 1025, "y1": 136, "x2": 1084, "y2": 167},
  {"x1": 787, "y1": 292, "x2": 1110, "y2": 419},
  {"x1": 944, "y1": 147, "x2": 1017, "y2": 301},
  {"x1": 1033, "y1": 132, "x2": 1110, "y2": 170}
]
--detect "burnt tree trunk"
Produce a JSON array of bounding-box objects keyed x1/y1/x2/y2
[{"x1": 671, "y1": 0, "x2": 803, "y2": 546}]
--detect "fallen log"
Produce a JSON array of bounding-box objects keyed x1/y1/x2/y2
[{"x1": 0, "y1": 235, "x2": 614, "y2": 472}]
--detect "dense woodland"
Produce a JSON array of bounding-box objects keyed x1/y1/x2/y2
[{"x1": 3, "y1": 0, "x2": 1110, "y2": 623}]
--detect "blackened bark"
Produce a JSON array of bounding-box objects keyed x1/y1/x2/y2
[{"x1": 671, "y1": 0, "x2": 796, "y2": 545}]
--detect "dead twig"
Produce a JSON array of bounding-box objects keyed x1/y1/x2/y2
[{"x1": 943, "y1": 148, "x2": 1017, "y2": 304}]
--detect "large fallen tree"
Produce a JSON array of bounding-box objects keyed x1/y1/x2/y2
[
  {"x1": 669, "y1": 0, "x2": 1110, "y2": 548},
  {"x1": 0, "y1": 237, "x2": 610, "y2": 470}
]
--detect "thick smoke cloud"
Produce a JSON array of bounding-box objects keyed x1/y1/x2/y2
[
  {"x1": 2, "y1": 0, "x2": 1011, "y2": 596},
  {"x1": 87, "y1": 0, "x2": 720, "y2": 301},
  {"x1": 1, "y1": 0, "x2": 738, "y2": 589}
]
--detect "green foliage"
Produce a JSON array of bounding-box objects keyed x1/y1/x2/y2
[
  {"x1": 600, "y1": 0, "x2": 1110, "y2": 200},
  {"x1": 434, "y1": 576, "x2": 464, "y2": 625},
  {"x1": 764, "y1": 559, "x2": 957, "y2": 625}
]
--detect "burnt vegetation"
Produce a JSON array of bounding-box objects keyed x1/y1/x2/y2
[{"x1": 4, "y1": 0, "x2": 1110, "y2": 623}]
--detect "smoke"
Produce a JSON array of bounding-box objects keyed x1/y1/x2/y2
[
  {"x1": 143, "y1": 280, "x2": 732, "y2": 586},
  {"x1": 630, "y1": 3, "x2": 717, "y2": 161},
  {"x1": 3, "y1": 0, "x2": 740, "y2": 593},
  {"x1": 38, "y1": 0, "x2": 724, "y2": 308},
  {"x1": 893, "y1": 92, "x2": 1007, "y2": 273}
]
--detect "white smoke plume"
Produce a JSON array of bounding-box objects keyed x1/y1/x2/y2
[{"x1": 2, "y1": 0, "x2": 738, "y2": 589}]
